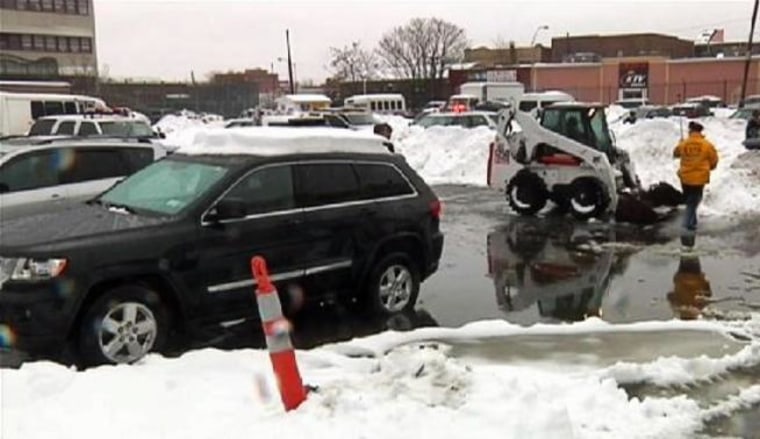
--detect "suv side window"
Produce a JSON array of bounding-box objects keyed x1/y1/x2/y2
[
  {"x1": 222, "y1": 165, "x2": 295, "y2": 215},
  {"x1": 121, "y1": 147, "x2": 155, "y2": 173},
  {"x1": 78, "y1": 121, "x2": 99, "y2": 136},
  {"x1": 55, "y1": 121, "x2": 77, "y2": 135},
  {"x1": 295, "y1": 163, "x2": 360, "y2": 207},
  {"x1": 59, "y1": 148, "x2": 128, "y2": 184},
  {"x1": 0, "y1": 150, "x2": 60, "y2": 192},
  {"x1": 31, "y1": 101, "x2": 45, "y2": 119},
  {"x1": 355, "y1": 163, "x2": 415, "y2": 199}
]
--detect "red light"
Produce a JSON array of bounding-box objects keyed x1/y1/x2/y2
[{"x1": 430, "y1": 199, "x2": 443, "y2": 219}]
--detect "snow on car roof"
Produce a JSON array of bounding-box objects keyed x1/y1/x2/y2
[{"x1": 179, "y1": 127, "x2": 390, "y2": 156}]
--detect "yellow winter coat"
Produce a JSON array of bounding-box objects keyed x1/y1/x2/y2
[{"x1": 673, "y1": 133, "x2": 719, "y2": 186}]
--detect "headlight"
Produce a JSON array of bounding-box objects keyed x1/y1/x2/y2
[{"x1": 0, "y1": 258, "x2": 68, "y2": 282}]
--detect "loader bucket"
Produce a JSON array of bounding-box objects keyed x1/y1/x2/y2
[{"x1": 614, "y1": 182, "x2": 684, "y2": 225}]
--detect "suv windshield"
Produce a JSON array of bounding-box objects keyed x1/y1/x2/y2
[
  {"x1": 100, "y1": 121, "x2": 154, "y2": 137},
  {"x1": 28, "y1": 119, "x2": 56, "y2": 136},
  {"x1": 99, "y1": 159, "x2": 229, "y2": 215}
]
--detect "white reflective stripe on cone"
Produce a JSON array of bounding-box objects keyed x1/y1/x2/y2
[
  {"x1": 257, "y1": 292, "x2": 284, "y2": 321},
  {"x1": 266, "y1": 333, "x2": 295, "y2": 353}
]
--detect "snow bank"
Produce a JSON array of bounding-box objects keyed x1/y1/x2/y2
[
  {"x1": 2, "y1": 316, "x2": 759, "y2": 439},
  {"x1": 613, "y1": 117, "x2": 759, "y2": 219},
  {"x1": 153, "y1": 110, "x2": 226, "y2": 150},
  {"x1": 393, "y1": 125, "x2": 493, "y2": 186}
]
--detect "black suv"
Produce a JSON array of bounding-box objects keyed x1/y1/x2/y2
[{"x1": 0, "y1": 129, "x2": 443, "y2": 365}]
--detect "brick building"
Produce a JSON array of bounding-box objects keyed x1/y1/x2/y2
[
  {"x1": 550, "y1": 33, "x2": 694, "y2": 62},
  {"x1": 464, "y1": 45, "x2": 551, "y2": 67}
]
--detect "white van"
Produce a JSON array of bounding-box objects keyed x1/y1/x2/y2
[
  {"x1": 518, "y1": 91, "x2": 575, "y2": 113},
  {"x1": 344, "y1": 94, "x2": 406, "y2": 114},
  {"x1": 0, "y1": 92, "x2": 106, "y2": 137}
]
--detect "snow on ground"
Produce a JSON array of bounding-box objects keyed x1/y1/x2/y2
[
  {"x1": 612, "y1": 116, "x2": 759, "y2": 219},
  {"x1": 153, "y1": 110, "x2": 226, "y2": 150},
  {"x1": 2, "y1": 316, "x2": 759, "y2": 439}
]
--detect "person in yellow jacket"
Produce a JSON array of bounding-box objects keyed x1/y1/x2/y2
[
  {"x1": 673, "y1": 121, "x2": 718, "y2": 247},
  {"x1": 667, "y1": 256, "x2": 712, "y2": 320}
]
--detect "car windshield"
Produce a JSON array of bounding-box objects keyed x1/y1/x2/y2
[
  {"x1": 28, "y1": 119, "x2": 57, "y2": 136},
  {"x1": 99, "y1": 121, "x2": 154, "y2": 137},
  {"x1": 99, "y1": 159, "x2": 230, "y2": 215},
  {"x1": 342, "y1": 113, "x2": 376, "y2": 125}
]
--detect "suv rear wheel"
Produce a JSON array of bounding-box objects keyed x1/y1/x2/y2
[
  {"x1": 365, "y1": 253, "x2": 420, "y2": 314},
  {"x1": 78, "y1": 285, "x2": 169, "y2": 366}
]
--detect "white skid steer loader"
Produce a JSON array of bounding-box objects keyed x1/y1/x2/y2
[{"x1": 488, "y1": 102, "x2": 651, "y2": 221}]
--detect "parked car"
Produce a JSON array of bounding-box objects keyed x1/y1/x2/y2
[
  {"x1": 671, "y1": 102, "x2": 713, "y2": 118},
  {"x1": 27, "y1": 115, "x2": 159, "y2": 139},
  {"x1": 614, "y1": 98, "x2": 650, "y2": 109},
  {"x1": 224, "y1": 118, "x2": 256, "y2": 128},
  {"x1": 0, "y1": 128, "x2": 444, "y2": 366},
  {"x1": 0, "y1": 138, "x2": 167, "y2": 220},
  {"x1": 413, "y1": 111, "x2": 497, "y2": 129},
  {"x1": 685, "y1": 95, "x2": 724, "y2": 108},
  {"x1": 730, "y1": 106, "x2": 760, "y2": 120},
  {"x1": 636, "y1": 105, "x2": 673, "y2": 119}
]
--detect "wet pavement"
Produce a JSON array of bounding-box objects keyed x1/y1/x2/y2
[{"x1": 2, "y1": 184, "x2": 759, "y2": 437}]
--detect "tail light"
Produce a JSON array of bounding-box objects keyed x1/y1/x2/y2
[{"x1": 429, "y1": 199, "x2": 443, "y2": 220}]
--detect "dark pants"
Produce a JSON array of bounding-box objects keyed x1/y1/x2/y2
[{"x1": 681, "y1": 185, "x2": 704, "y2": 247}]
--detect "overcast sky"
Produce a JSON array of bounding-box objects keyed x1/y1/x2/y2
[{"x1": 93, "y1": 0, "x2": 757, "y2": 82}]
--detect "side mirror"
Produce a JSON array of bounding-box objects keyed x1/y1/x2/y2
[
  {"x1": 205, "y1": 198, "x2": 248, "y2": 223},
  {"x1": 0, "y1": 183, "x2": 8, "y2": 194}
]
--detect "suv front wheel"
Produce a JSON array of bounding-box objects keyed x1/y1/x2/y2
[
  {"x1": 365, "y1": 253, "x2": 420, "y2": 314},
  {"x1": 78, "y1": 285, "x2": 169, "y2": 366}
]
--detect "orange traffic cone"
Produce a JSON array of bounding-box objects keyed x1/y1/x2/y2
[{"x1": 251, "y1": 256, "x2": 307, "y2": 411}]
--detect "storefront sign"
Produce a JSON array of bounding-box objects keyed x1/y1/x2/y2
[{"x1": 619, "y1": 62, "x2": 649, "y2": 89}]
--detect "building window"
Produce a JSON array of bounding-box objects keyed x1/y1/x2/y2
[
  {"x1": 80, "y1": 37, "x2": 91, "y2": 53},
  {"x1": 76, "y1": 0, "x2": 87, "y2": 14},
  {"x1": 40, "y1": 0, "x2": 52, "y2": 10},
  {"x1": 53, "y1": 0, "x2": 63, "y2": 11},
  {"x1": 64, "y1": 0, "x2": 75, "y2": 13},
  {"x1": 45, "y1": 35, "x2": 56, "y2": 51},
  {"x1": 69, "y1": 36, "x2": 80, "y2": 52},
  {"x1": 33, "y1": 34, "x2": 45, "y2": 50},
  {"x1": 21, "y1": 34, "x2": 32, "y2": 50},
  {"x1": 57, "y1": 36, "x2": 69, "y2": 52}
]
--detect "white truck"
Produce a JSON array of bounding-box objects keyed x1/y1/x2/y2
[{"x1": 458, "y1": 82, "x2": 526, "y2": 106}]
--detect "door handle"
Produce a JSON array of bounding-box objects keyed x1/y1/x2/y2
[
  {"x1": 51, "y1": 193, "x2": 62, "y2": 200},
  {"x1": 286, "y1": 218, "x2": 303, "y2": 226},
  {"x1": 361, "y1": 208, "x2": 378, "y2": 217}
]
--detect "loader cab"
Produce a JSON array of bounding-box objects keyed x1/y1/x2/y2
[{"x1": 540, "y1": 104, "x2": 614, "y2": 157}]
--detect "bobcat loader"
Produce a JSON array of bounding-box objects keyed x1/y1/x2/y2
[{"x1": 487, "y1": 103, "x2": 677, "y2": 222}]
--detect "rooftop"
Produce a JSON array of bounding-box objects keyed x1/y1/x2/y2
[{"x1": 179, "y1": 127, "x2": 390, "y2": 156}]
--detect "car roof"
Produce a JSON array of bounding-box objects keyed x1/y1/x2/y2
[
  {"x1": 178, "y1": 127, "x2": 389, "y2": 157},
  {"x1": 425, "y1": 111, "x2": 493, "y2": 117},
  {"x1": 0, "y1": 139, "x2": 159, "y2": 157},
  {"x1": 36, "y1": 114, "x2": 144, "y2": 122},
  {"x1": 545, "y1": 102, "x2": 605, "y2": 109}
]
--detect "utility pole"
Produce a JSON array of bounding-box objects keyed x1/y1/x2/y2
[
  {"x1": 286, "y1": 29, "x2": 295, "y2": 94},
  {"x1": 739, "y1": 0, "x2": 759, "y2": 108}
]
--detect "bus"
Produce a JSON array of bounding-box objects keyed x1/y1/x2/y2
[
  {"x1": 0, "y1": 91, "x2": 106, "y2": 137},
  {"x1": 344, "y1": 94, "x2": 406, "y2": 114}
]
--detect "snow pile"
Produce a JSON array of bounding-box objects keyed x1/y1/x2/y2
[
  {"x1": 2, "y1": 316, "x2": 759, "y2": 439},
  {"x1": 153, "y1": 110, "x2": 226, "y2": 150},
  {"x1": 393, "y1": 125, "x2": 493, "y2": 186},
  {"x1": 613, "y1": 117, "x2": 759, "y2": 218}
]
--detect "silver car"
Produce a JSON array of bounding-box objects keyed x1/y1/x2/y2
[{"x1": 0, "y1": 139, "x2": 166, "y2": 221}]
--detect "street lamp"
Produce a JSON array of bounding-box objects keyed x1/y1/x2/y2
[{"x1": 531, "y1": 25, "x2": 549, "y2": 47}]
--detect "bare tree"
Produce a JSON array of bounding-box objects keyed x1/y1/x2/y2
[
  {"x1": 376, "y1": 17, "x2": 467, "y2": 80},
  {"x1": 328, "y1": 41, "x2": 379, "y2": 82}
]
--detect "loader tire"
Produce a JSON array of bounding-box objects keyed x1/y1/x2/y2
[
  {"x1": 506, "y1": 171, "x2": 548, "y2": 216},
  {"x1": 568, "y1": 178, "x2": 609, "y2": 220}
]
